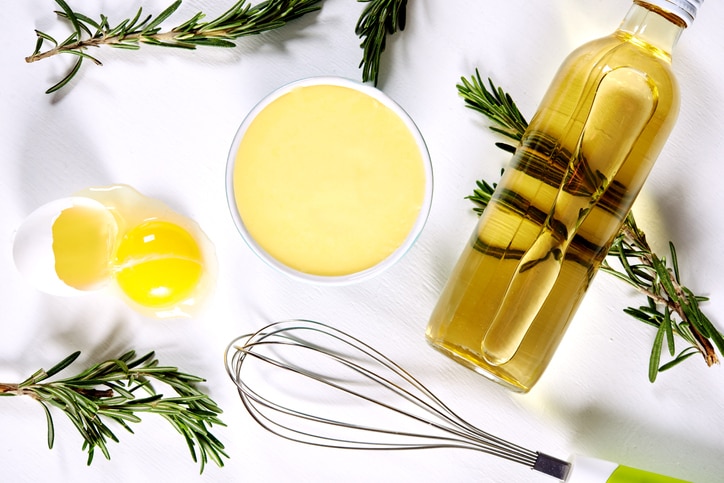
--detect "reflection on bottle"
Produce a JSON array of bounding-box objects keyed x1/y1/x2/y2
[{"x1": 482, "y1": 67, "x2": 657, "y2": 366}]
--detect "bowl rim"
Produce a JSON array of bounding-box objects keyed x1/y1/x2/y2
[{"x1": 225, "y1": 75, "x2": 433, "y2": 285}]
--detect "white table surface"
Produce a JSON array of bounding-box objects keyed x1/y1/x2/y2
[{"x1": 2, "y1": 0, "x2": 724, "y2": 481}]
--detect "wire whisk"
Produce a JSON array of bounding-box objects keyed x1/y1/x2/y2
[{"x1": 224, "y1": 319, "x2": 570, "y2": 480}]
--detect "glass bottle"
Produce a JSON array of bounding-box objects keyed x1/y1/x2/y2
[{"x1": 426, "y1": 0, "x2": 703, "y2": 393}]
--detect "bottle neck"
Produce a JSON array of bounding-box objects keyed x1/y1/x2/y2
[{"x1": 617, "y1": 1, "x2": 687, "y2": 60}]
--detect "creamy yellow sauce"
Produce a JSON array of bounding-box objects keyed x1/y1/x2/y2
[{"x1": 232, "y1": 84, "x2": 426, "y2": 277}]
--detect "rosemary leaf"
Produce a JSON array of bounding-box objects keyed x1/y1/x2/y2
[
  {"x1": 143, "y1": 0, "x2": 182, "y2": 33},
  {"x1": 55, "y1": 0, "x2": 82, "y2": 36},
  {"x1": 658, "y1": 347, "x2": 700, "y2": 372},
  {"x1": 44, "y1": 351, "x2": 82, "y2": 380},
  {"x1": 110, "y1": 43, "x2": 143, "y2": 50},
  {"x1": 664, "y1": 307, "x2": 675, "y2": 356},
  {"x1": 34, "y1": 31, "x2": 57, "y2": 52},
  {"x1": 41, "y1": 401, "x2": 55, "y2": 448},
  {"x1": 46, "y1": 57, "x2": 83, "y2": 94},
  {"x1": 650, "y1": 319, "x2": 667, "y2": 382}
]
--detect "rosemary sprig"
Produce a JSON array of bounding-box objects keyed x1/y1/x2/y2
[
  {"x1": 0, "y1": 350, "x2": 228, "y2": 472},
  {"x1": 26, "y1": 0, "x2": 323, "y2": 93},
  {"x1": 457, "y1": 69, "x2": 528, "y2": 147},
  {"x1": 604, "y1": 216, "x2": 724, "y2": 381},
  {"x1": 458, "y1": 69, "x2": 723, "y2": 380},
  {"x1": 355, "y1": 0, "x2": 407, "y2": 86}
]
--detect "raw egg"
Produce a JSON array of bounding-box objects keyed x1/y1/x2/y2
[{"x1": 13, "y1": 185, "x2": 216, "y2": 318}]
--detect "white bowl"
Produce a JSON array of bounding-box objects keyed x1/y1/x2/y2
[{"x1": 226, "y1": 76, "x2": 433, "y2": 285}]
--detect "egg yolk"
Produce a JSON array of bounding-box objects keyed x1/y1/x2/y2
[
  {"x1": 52, "y1": 205, "x2": 116, "y2": 290},
  {"x1": 113, "y1": 220, "x2": 204, "y2": 309}
]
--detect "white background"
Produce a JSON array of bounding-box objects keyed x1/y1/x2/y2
[{"x1": 2, "y1": 0, "x2": 723, "y2": 481}]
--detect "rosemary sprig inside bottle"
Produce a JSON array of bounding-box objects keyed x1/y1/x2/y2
[
  {"x1": 458, "y1": 69, "x2": 724, "y2": 381},
  {"x1": 26, "y1": 0, "x2": 323, "y2": 93},
  {"x1": 0, "y1": 350, "x2": 228, "y2": 471}
]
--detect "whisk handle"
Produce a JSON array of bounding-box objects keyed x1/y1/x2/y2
[{"x1": 565, "y1": 456, "x2": 692, "y2": 483}]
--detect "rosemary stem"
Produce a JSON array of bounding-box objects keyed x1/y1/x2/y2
[
  {"x1": 617, "y1": 222, "x2": 718, "y2": 366},
  {"x1": 26, "y1": 41, "x2": 102, "y2": 64},
  {"x1": 0, "y1": 383, "x2": 20, "y2": 395},
  {"x1": 639, "y1": 283, "x2": 717, "y2": 364},
  {"x1": 24, "y1": 26, "x2": 251, "y2": 65}
]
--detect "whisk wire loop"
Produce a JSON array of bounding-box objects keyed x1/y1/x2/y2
[{"x1": 224, "y1": 320, "x2": 543, "y2": 470}]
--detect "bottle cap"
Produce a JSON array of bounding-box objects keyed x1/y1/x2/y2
[{"x1": 642, "y1": 0, "x2": 703, "y2": 26}]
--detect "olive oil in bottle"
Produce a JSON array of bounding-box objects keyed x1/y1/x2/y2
[{"x1": 426, "y1": 0, "x2": 703, "y2": 392}]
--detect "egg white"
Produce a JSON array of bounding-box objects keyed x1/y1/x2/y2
[{"x1": 13, "y1": 196, "x2": 118, "y2": 296}]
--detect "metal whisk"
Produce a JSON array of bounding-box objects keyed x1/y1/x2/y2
[{"x1": 224, "y1": 319, "x2": 570, "y2": 480}]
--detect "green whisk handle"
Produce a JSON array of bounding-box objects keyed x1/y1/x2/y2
[{"x1": 566, "y1": 456, "x2": 692, "y2": 483}]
